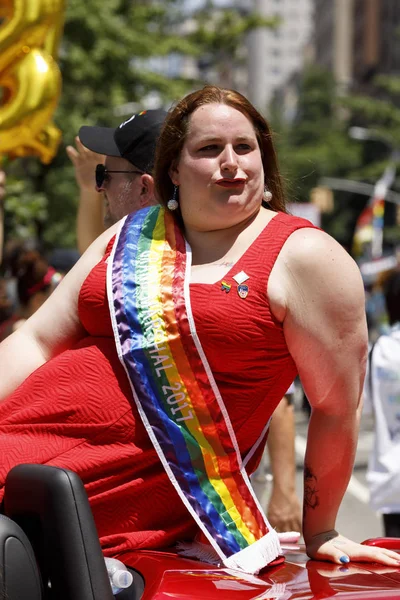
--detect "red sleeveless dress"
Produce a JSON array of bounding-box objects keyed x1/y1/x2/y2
[{"x1": 0, "y1": 213, "x2": 313, "y2": 556}]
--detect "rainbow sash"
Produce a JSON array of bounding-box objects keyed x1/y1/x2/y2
[{"x1": 107, "y1": 206, "x2": 281, "y2": 574}]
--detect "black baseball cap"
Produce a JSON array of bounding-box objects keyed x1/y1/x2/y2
[{"x1": 79, "y1": 109, "x2": 167, "y2": 173}]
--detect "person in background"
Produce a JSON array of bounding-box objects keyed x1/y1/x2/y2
[
  {"x1": 67, "y1": 109, "x2": 167, "y2": 254},
  {"x1": 47, "y1": 248, "x2": 80, "y2": 276},
  {"x1": 0, "y1": 277, "x2": 12, "y2": 327},
  {"x1": 265, "y1": 383, "x2": 301, "y2": 533},
  {"x1": 66, "y1": 138, "x2": 105, "y2": 255},
  {"x1": 364, "y1": 270, "x2": 400, "y2": 537},
  {"x1": 0, "y1": 170, "x2": 6, "y2": 266},
  {"x1": 70, "y1": 108, "x2": 302, "y2": 534},
  {"x1": 0, "y1": 247, "x2": 62, "y2": 341}
]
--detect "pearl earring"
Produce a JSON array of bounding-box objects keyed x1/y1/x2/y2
[
  {"x1": 263, "y1": 186, "x2": 272, "y2": 203},
  {"x1": 167, "y1": 185, "x2": 179, "y2": 211}
]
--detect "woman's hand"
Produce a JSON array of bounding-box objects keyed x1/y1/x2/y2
[{"x1": 306, "y1": 530, "x2": 400, "y2": 567}]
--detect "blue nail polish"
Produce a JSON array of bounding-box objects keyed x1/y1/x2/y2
[{"x1": 340, "y1": 555, "x2": 350, "y2": 564}]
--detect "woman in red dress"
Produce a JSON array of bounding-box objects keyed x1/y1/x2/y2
[{"x1": 0, "y1": 85, "x2": 399, "y2": 568}]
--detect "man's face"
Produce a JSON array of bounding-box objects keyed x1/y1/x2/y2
[{"x1": 96, "y1": 156, "x2": 144, "y2": 227}]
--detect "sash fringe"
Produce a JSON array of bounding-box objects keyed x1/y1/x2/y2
[
  {"x1": 177, "y1": 529, "x2": 282, "y2": 575},
  {"x1": 223, "y1": 530, "x2": 282, "y2": 575}
]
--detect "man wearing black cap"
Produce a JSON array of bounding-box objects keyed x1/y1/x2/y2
[{"x1": 67, "y1": 109, "x2": 166, "y2": 252}]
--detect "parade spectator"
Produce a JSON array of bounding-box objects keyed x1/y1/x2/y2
[
  {"x1": 47, "y1": 248, "x2": 80, "y2": 275},
  {"x1": 0, "y1": 277, "x2": 12, "y2": 326},
  {"x1": 0, "y1": 247, "x2": 62, "y2": 341},
  {"x1": 67, "y1": 109, "x2": 167, "y2": 253},
  {"x1": 66, "y1": 137, "x2": 105, "y2": 254},
  {"x1": 265, "y1": 385, "x2": 302, "y2": 533},
  {"x1": 364, "y1": 270, "x2": 400, "y2": 537},
  {"x1": 0, "y1": 170, "x2": 6, "y2": 266}
]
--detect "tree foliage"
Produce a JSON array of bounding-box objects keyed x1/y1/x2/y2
[
  {"x1": 3, "y1": 1, "x2": 190, "y2": 248},
  {"x1": 272, "y1": 66, "x2": 361, "y2": 198},
  {"x1": 344, "y1": 75, "x2": 400, "y2": 251},
  {"x1": 3, "y1": 0, "x2": 272, "y2": 251},
  {"x1": 272, "y1": 65, "x2": 400, "y2": 249},
  {"x1": 343, "y1": 75, "x2": 400, "y2": 181},
  {"x1": 188, "y1": 2, "x2": 277, "y2": 86}
]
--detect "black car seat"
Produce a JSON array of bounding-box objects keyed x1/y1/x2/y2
[
  {"x1": 2, "y1": 464, "x2": 116, "y2": 600},
  {"x1": 0, "y1": 512, "x2": 43, "y2": 599}
]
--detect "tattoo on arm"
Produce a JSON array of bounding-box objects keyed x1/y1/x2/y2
[{"x1": 303, "y1": 465, "x2": 320, "y2": 512}]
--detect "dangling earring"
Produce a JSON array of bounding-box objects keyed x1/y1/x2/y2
[
  {"x1": 263, "y1": 185, "x2": 272, "y2": 203},
  {"x1": 167, "y1": 185, "x2": 179, "y2": 211}
]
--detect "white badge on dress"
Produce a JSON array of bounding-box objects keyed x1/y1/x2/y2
[{"x1": 233, "y1": 271, "x2": 249, "y2": 285}]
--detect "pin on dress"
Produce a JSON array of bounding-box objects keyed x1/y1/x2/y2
[{"x1": 233, "y1": 272, "x2": 249, "y2": 299}]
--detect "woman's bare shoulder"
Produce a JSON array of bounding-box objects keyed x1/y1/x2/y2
[
  {"x1": 278, "y1": 227, "x2": 360, "y2": 281},
  {"x1": 268, "y1": 227, "x2": 364, "y2": 323}
]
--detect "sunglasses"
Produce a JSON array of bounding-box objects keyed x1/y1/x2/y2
[{"x1": 95, "y1": 164, "x2": 143, "y2": 188}]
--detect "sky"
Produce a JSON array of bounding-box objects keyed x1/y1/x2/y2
[{"x1": 184, "y1": 0, "x2": 233, "y2": 11}]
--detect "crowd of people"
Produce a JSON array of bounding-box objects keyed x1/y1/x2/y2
[{"x1": 0, "y1": 85, "x2": 399, "y2": 574}]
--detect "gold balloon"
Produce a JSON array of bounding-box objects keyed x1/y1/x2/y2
[{"x1": 0, "y1": 0, "x2": 66, "y2": 164}]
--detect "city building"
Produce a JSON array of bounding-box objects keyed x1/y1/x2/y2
[
  {"x1": 246, "y1": 0, "x2": 314, "y2": 114},
  {"x1": 314, "y1": 0, "x2": 400, "y2": 93},
  {"x1": 126, "y1": 0, "x2": 314, "y2": 115}
]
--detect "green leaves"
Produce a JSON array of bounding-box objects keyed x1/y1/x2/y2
[
  {"x1": 2, "y1": 0, "x2": 276, "y2": 250},
  {"x1": 272, "y1": 66, "x2": 364, "y2": 246},
  {"x1": 273, "y1": 65, "x2": 400, "y2": 250},
  {"x1": 3, "y1": 0, "x2": 194, "y2": 249},
  {"x1": 274, "y1": 67, "x2": 362, "y2": 199}
]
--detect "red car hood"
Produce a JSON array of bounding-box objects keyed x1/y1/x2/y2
[{"x1": 122, "y1": 544, "x2": 400, "y2": 600}]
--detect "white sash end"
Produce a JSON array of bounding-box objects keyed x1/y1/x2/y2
[{"x1": 223, "y1": 530, "x2": 282, "y2": 575}]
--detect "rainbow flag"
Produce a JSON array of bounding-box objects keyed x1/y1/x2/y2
[
  {"x1": 352, "y1": 164, "x2": 396, "y2": 259},
  {"x1": 107, "y1": 206, "x2": 280, "y2": 574}
]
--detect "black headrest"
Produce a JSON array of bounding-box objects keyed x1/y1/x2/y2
[{"x1": 3, "y1": 464, "x2": 114, "y2": 600}]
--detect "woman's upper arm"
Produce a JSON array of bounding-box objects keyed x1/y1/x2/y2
[
  {"x1": 269, "y1": 228, "x2": 368, "y2": 415},
  {"x1": 18, "y1": 224, "x2": 118, "y2": 359}
]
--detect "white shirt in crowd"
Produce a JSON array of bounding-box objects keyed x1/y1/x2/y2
[{"x1": 363, "y1": 323, "x2": 400, "y2": 514}]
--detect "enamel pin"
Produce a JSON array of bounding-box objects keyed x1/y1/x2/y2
[
  {"x1": 233, "y1": 271, "x2": 249, "y2": 298},
  {"x1": 237, "y1": 283, "x2": 249, "y2": 299},
  {"x1": 233, "y1": 271, "x2": 249, "y2": 285},
  {"x1": 221, "y1": 280, "x2": 231, "y2": 293}
]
